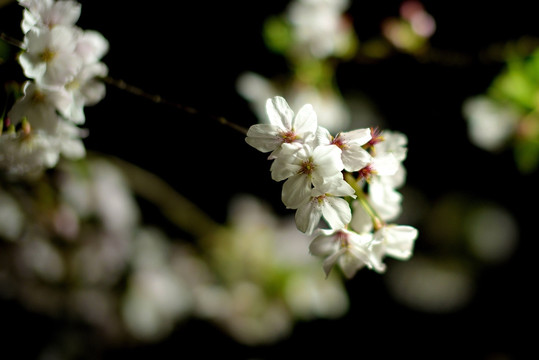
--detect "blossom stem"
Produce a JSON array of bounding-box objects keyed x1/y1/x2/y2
[
  {"x1": 343, "y1": 172, "x2": 384, "y2": 230},
  {"x1": 100, "y1": 76, "x2": 248, "y2": 135}
]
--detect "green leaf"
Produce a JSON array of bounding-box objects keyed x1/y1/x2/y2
[
  {"x1": 263, "y1": 16, "x2": 292, "y2": 55},
  {"x1": 514, "y1": 138, "x2": 539, "y2": 173}
]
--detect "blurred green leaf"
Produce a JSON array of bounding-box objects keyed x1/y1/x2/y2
[
  {"x1": 514, "y1": 138, "x2": 539, "y2": 173},
  {"x1": 263, "y1": 16, "x2": 292, "y2": 55}
]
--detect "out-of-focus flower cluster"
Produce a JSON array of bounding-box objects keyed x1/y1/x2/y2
[
  {"x1": 196, "y1": 194, "x2": 348, "y2": 345},
  {"x1": 237, "y1": 0, "x2": 436, "y2": 136},
  {"x1": 0, "y1": 155, "x2": 350, "y2": 350},
  {"x1": 246, "y1": 95, "x2": 418, "y2": 279},
  {"x1": 0, "y1": 0, "x2": 108, "y2": 178},
  {"x1": 238, "y1": 0, "x2": 357, "y2": 134},
  {"x1": 463, "y1": 48, "x2": 539, "y2": 172},
  {"x1": 380, "y1": 0, "x2": 435, "y2": 55}
]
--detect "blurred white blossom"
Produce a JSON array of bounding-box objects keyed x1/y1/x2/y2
[
  {"x1": 237, "y1": 72, "x2": 351, "y2": 132},
  {"x1": 286, "y1": 0, "x2": 352, "y2": 58},
  {"x1": 385, "y1": 256, "x2": 475, "y2": 313},
  {"x1": 0, "y1": 189, "x2": 24, "y2": 241},
  {"x1": 463, "y1": 96, "x2": 520, "y2": 152},
  {"x1": 0, "y1": 0, "x2": 108, "y2": 178},
  {"x1": 192, "y1": 194, "x2": 349, "y2": 345}
]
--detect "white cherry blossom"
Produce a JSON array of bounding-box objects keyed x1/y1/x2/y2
[
  {"x1": 462, "y1": 95, "x2": 520, "y2": 152},
  {"x1": 245, "y1": 96, "x2": 318, "y2": 159},
  {"x1": 75, "y1": 29, "x2": 110, "y2": 65},
  {"x1": 0, "y1": 130, "x2": 59, "y2": 177},
  {"x1": 373, "y1": 224, "x2": 418, "y2": 261},
  {"x1": 20, "y1": 0, "x2": 81, "y2": 33},
  {"x1": 330, "y1": 128, "x2": 373, "y2": 172},
  {"x1": 236, "y1": 72, "x2": 352, "y2": 133},
  {"x1": 368, "y1": 178, "x2": 403, "y2": 221},
  {"x1": 295, "y1": 177, "x2": 355, "y2": 235},
  {"x1": 62, "y1": 61, "x2": 108, "y2": 124},
  {"x1": 309, "y1": 228, "x2": 385, "y2": 278},
  {"x1": 8, "y1": 81, "x2": 70, "y2": 133},
  {"x1": 357, "y1": 152, "x2": 399, "y2": 183},
  {"x1": 19, "y1": 25, "x2": 82, "y2": 87},
  {"x1": 270, "y1": 143, "x2": 344, "y2": 208},
  {"x1": 287, "y1": 0, "x2": 352, "y2": 58}
]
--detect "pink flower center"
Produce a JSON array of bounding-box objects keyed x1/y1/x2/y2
[
  {"x1": 366, "y1": 127, "x2": 384, "y2": 148},
  {"x1": 357, "y1": 164, "x2": 375, "y2": 180},
  {"x1": 331, "y1": 134, "x2": 349, "y2": 150},
  {"x1": 298, "y1": 159, "x2": 316, "y2": 175},
  {"x1": 335, "y1": 230, "x2": 349, "y2": 247},
  {"x1": 280, "y1": 130, "x2": 298, "y2": 144}
]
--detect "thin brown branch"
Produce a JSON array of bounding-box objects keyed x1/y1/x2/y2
[
  {"x1": 0, "y1": 32, "x2": 24, "y2": 49},
  {"x1": 100, "y1": 76, "x2": 249, "y2": 135}
]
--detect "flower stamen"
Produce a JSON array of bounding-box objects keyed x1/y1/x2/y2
[
  {"x1": 298, "y1": 159, "x2": 316, "y2": 175},
  {"x1": 279, "y1": 129, "x2": 299, "y2": 144},
  {"x1": 40, "y1": 48, "x2": 56, "y2": 63}
]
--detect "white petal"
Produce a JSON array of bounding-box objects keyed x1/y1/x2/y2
[
  {"x1": 342, "y1": 144, "x2": 372, "y2": 172},
  {"x1": 48, "y1": 0, "x2": 81, "y2": 27},
  {"x1": 338, "y1": 251, "x2": 365, "y2": 278},
  {"x1": 282, "y1": 175, "x2": 312, "y2": 209},
  {"x1": 312, "y1": 126, "x2": 332, "y2": 147},
  {"x1": 327, "y1": 176, "x2": 356, "y2": 198},
  {"x1": 295, "y1": 199, "x2": 322, "y2": 235},
  {"x1": 293, "y1": 103, "x2": 318, "y2": 136},
  {"x1": 322, "y1": 248, "x2": 347, "y2": 278},
  {"x1": 266, "y1": 96, "x2": 294, "y2": 129},
  {"x1": 245, "y1": 124, "x2": 282, "y2": 153},
  {"x1": 341, "y1": 128, "x2": 371, "y2": 145},
  {"x1": 80, "y1": 79, "x2": 106, "y2": 107},
  {"x1": 44, "y1": 52, "x2": 82, "y2": 86},
  {"x1": 76, "y1": 30, "x2": 109, "y2": 64},
  {"x1": 375, "y1": 131, "x2": 408, "y2": 161},
  {"x1": 19, "y1": 53, "x2": 47, "y2": 81},
  {"x1": 312, "y1": 145, "x2": 343, "y2": 179},
  {"x1": 22, "y1": 9, "x2": 38, "y2": 33},
  {"x1": 309, "y1": 230, "x2": 339, "y2": 255},
  {"x1": 49, "y1": 25, "x2": 77, "y2": 52},
  {"x1": 369, "y1": 178, "x2": 402, "y2": 221},
  {"x1": 321, "y1": 197, "x2": 351, "y2": 230},
  {"x1": 373, "y1": 153, "x2": 399, "y2": 176},
  {"x1": 383, "y1": 225, "x2": 418, "y2": 260},
  {"x1": 350, "y1": 200, "x2": 374, "y2": 233}
]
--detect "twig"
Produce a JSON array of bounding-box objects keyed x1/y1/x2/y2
[
  {"x1": 0, "y1": 32, "x2": 25, "y2": 49},
  {"x1": 100, "y1": 76, "x2": 249, "y2": 135}
]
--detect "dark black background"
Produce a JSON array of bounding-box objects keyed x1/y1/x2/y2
[{"x1": 2, "y1": 0, "x2": 538, "y2": 358}]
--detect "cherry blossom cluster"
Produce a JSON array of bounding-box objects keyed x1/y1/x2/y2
[
  {"x1": 246, "y1": 96, "x2": 418, "y2": 278},
  {"x1": 0, "y1": 0, "x2": 108, "y2": 177}
]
